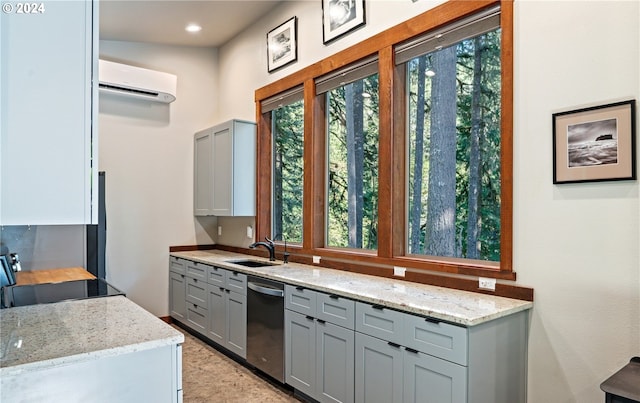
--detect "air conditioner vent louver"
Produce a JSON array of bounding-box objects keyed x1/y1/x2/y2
[
  {"x1": 98, "y1": 83, "x2": 159, "y2": 97},
  {"x1": 98, "y1": 59, "x2": 177, "y2": 103}
]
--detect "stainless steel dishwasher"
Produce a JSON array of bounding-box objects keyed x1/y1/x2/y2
[{"x1": 246, "y1": 275, "x2": 285, "y2": 383}]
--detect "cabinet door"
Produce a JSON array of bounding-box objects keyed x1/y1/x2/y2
[
  {"x1": 0, "y1": 1, "x2": 96, "y2": 225},
  {"x1": 226, "y1": 290, "x2": 247, "y2": 358},
  {"x1": 194, "y1": 129, "x2": 213, "y2": 216},
  {"x1": 207, "y1": 284, "x2": 226, "y2": 346},
  {"x1": 355, "y1": 332, "x2": 403, "y2": 403},
  {"x1": 212, "y1": 125, "x2": 233, "y2": 216},
  {"x1": 285, "y1": 309, "x2": 316, "y2": 397},
  {"x1": 316, "y1": 321, "x2": 355, "y2": 403},
  {"x1": 169, "y1": 271, "x2": 186, "y2": 322},
  {"x1": 403, "y1": 350, "x2": 467, "y2": 403}
]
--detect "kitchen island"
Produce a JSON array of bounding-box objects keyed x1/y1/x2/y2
[{"x1": 1, "y1": 295, "x2": 184, "y2": 403}]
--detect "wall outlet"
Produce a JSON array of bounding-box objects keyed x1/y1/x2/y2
[
  {"x1": 312, "y1": 255, "x2": 321, "y2": 264},
  {"x1": 479, "y1": 277, "x2": 496, "y2": 291},
  {"x1": 217, "y1": 226, "x2": 222, "y2": 236},
  {"x1": 393, "y1": 266, "x2": 406, "y2": 277},
  {"x1": 246, "y1": 226, "x2": 253, "y2": 239}
]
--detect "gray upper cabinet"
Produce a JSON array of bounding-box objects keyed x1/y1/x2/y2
[
  {"x1": 193, "y1": 119, "x2": 256, "y2": 217},
  {"x1": 194, "y1": 128, "x2": 213, "y2": 216},
  {"x1": 0, "y1": 0, "x2": 98, "y2": 225}
]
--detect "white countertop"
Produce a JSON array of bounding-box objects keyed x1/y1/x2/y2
[
  {"x1": 0, "y1": 296, "x2": 184, "y2": 377},
  {"x1": 171, "y1": 250, "x2": 533, "y2": 326}
]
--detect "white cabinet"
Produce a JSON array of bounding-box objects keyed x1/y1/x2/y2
[
  {"x1": 193, "y1": 119, "x2": 256, "y2": 216},
  {"x1": 0, "y1": 0, "x2": 98, "y2": 225},
  {"x1": 285, "y1": 285, "x2": 355, "y2": 403}
]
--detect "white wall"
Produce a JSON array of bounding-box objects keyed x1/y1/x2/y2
[
  {"x1": 514, "y1": 1, "x2": 639, "y2": 401},
  {"x1": 216, "y1": 1, "x2": 640, "y2": 402},
  {"x1": 99, "y1": 41, "x2": 219, "y2": 316}
]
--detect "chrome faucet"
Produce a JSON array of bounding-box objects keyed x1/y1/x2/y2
[{"x1": 249, "y1": 237, "x2": 276, "y2": 261}]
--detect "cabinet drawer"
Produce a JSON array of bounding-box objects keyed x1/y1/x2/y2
[
  {"x1": 186, "y1": 301, "x2": 207, "y2": 334},
  {"x1": 226, "y1": 270, "x2": 247, "y2": 295},
  {"x1": 185, "y1": 261, "x2": 207, "y2": 281},
  {"x1": 185, "y1": 276, "x2": 207, "y2": 306},
  {"x1": 285, "y1": 285, "x2": 317, "y2": 316},
  {"x1": 355, "y1": 302, "x2": 404, "y2": 346},
  {"x1": 317, "y1": 293, "x2": 355, "y2": 329},
  {"x1": 170, "y1": 257, "x2": 186, "y2": 275},
  {"x1": 403, "y1": 315, "x2": 468, "y2": 366},
  {"x1": 207, "y1": 266, "x2": 225, "y2": 287}
]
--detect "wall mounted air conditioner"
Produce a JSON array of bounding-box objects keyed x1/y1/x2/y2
[{"x1": 98, "y1": 59, "x2": 177, "y2": 103}]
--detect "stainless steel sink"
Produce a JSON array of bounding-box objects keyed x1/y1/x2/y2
[{"x1": 226, "y1": 259, "x2": 280, "y2": 268}]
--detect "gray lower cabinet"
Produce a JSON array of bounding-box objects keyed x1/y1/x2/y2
[
  {"x1": 403, "y1": 349, "x2": 467, "y2": 403},
  {"x1": 354, "y1": 301, "x2": 528, "y2": 403},
  {"x1": 169, "y1": 257, "x2": 247, "y2": 358},
  {"x1": 184, "y1": 260, "x2": 208, "y2": 335},
  {"x1": 285, "y1": 286, "x2": 355, "y2": 403},
  {"x1": 207, "y1": 268, "x2": 247, "y2": 358},
  {"x1": 170, "y1": 257, "x2": 527, "y2": 403},
  {"x1": 169, "y1": 258, "x2": 187, "y2": 322},
  {"x1": 354, "y1": 332, "x2": 403, "y2": 403}
]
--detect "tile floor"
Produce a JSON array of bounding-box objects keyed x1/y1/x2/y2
[{"x1": 173, "y1": 324, "x2": 300, "y2": 403}]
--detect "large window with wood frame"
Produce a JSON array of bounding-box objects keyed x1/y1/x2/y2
[
  {"x1": 318, "y1": 58, "x2": 380, "y2": 250},
  {"x1": 255, "y1": 0, "x2": 513, "y2": 280},
  {"x1": 262, "y1": 87, "x2": 305, "y2": 244},
  {"x1": 402, "y1": 7, "x2": 502, "y2": 262}
]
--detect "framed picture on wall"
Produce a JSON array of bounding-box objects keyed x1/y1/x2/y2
[
  {"x1": 553, "y1": 100, "x2": 636, "y2": 184},
  {"x1": 322, "y1": 0, "x2": 366, "y2": 44},
  {"x1": 267, "y1": 17, "x2": 298, "y2": 73}
]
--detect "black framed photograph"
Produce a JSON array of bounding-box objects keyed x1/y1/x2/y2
[
  {"x1": 322, "y1": 0, "x2": 366, "y2": 44},
  {"x1": 553, "y1": 100, "x2": 636, "y2": 184},
  {"x1": 267, "y1": 17, "x2": 297, "y2": 73}
]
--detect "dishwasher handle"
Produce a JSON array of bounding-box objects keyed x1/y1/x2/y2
[{"x1": 248, "y1": 281, "x2": 284, "y2": 298}]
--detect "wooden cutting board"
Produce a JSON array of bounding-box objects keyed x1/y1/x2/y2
[{"x1": 15, "y1": 267, "x2": 96, "y2": 286}]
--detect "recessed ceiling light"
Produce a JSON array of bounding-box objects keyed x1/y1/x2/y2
[{"x1": 185, "y1": 23, "x2": 202, "y2": 33}]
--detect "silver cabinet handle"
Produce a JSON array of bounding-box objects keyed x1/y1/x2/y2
[{"x1": 247, "y1": 281, "x2": 284, "y2": 297}]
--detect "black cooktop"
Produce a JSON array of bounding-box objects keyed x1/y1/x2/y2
[{"x1": 2, "y1": 278, "x2": 124, "y2": 308}]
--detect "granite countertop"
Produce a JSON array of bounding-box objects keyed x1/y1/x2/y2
[
  {"x1": 0, "y1": 296, "x2": 184, "y2": 377},
  {"x1": 171, "y1": 250, "x2": 533, "y2": 326}
]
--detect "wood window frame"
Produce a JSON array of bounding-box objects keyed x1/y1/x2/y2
[{"x1": 255, "y1": 0, "x2": 515, "y2": 283}]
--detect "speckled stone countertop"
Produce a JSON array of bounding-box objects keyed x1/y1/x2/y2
[
  {"x1": 171, "y1": 250, "x2": 532, "y2": 326},
  {"x1": 0, "y1": 296, "x2": 184, "y2": 377}
]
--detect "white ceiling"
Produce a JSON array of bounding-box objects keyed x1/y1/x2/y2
[{"x1": 100, "y1": 1, "x2": 284, "y2": 48}]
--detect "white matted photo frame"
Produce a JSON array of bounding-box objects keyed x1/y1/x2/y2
[
  {"x1": 267, "y1": 17, "x2": 297, "y2": 73},
  {"x1": 553, "y1": 100, "x2": 636, "y2": 184},
  {"x1": 322, "y1": 0, "x2": 366, "y2": 44}
]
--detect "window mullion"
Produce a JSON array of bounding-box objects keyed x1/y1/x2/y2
[
  {"x1": 377, "y1": 47, "x2": 394, "y2": 258},
  {"x1": 304, "y1": 79, "x2": 325, "y2": 251}
]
